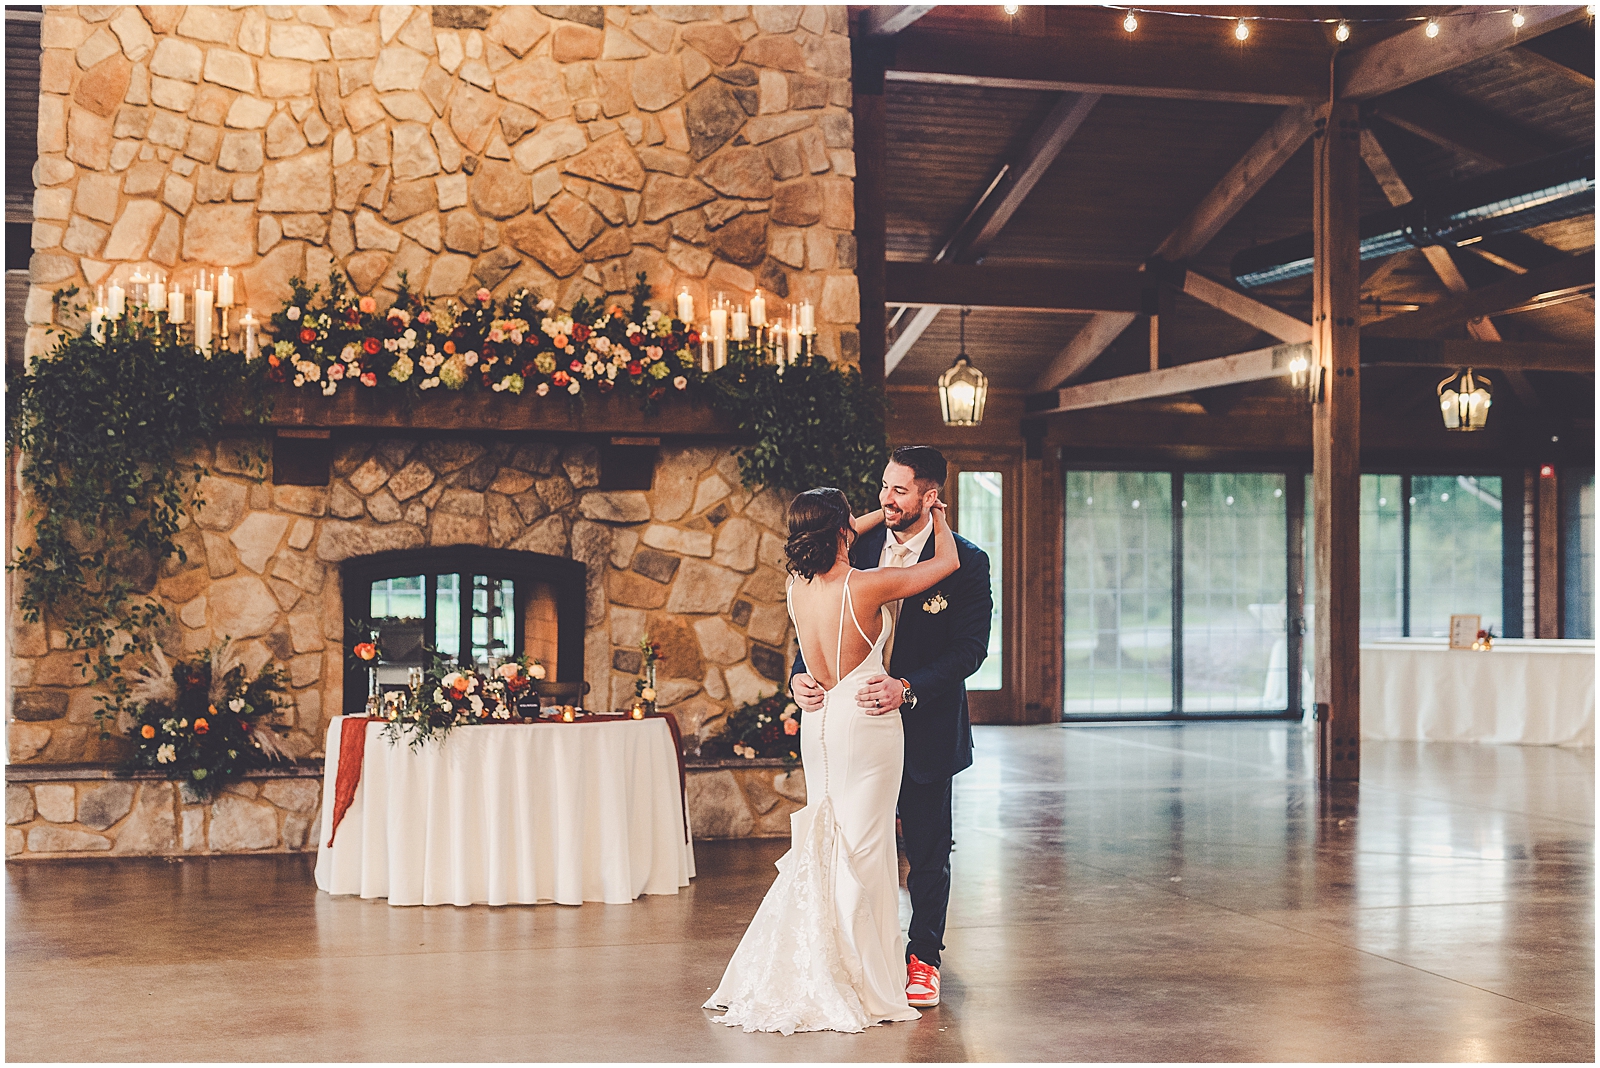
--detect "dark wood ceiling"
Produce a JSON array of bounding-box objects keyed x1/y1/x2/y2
[{"x1": 865, "y1": 5, "x2": 1596, "y2": 406}]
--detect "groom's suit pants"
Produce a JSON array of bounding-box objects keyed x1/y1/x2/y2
[{"x1": 898, "y1": 774, "x2": 954, "y2": 969}]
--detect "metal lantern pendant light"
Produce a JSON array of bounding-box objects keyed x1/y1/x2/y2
[
  {"x1": 938, "y1": 307, "x2": 989, "y2": 426},
  {"x1": 1437, "y1": 367, "x2": 1492, "y2": 431}
]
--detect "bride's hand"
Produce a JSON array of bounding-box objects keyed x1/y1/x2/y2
[
  {"x1": 850, "y1": 508, "x2": 885, "y2": 534},
  {"x1": 928, "y1": 497, "x2": 949, "y2": 525}
]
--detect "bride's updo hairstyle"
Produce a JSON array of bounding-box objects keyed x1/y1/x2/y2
[{"x1": 785, "y1": 488, "x2": 852, "y2": 580}]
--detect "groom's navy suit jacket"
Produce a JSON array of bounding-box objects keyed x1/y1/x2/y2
[{"x1": 792, "y1": 526, "x2": 989, "y2": 784}]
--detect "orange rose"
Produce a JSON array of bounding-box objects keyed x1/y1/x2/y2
[
  {"x1": 354, "y1": 642, "x2": 377, "y2": 661},
  {"x1": 443, "y1": 340, "x2": 456, "y2": 354},
  {"x1": 141, "y1": 724, "x2": 156, "y2": 739},
  {"x1": 194, "y1": 718, "x2": 209, "y2": 734}
]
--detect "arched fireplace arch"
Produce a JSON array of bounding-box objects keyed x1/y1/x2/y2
[{"x1": 339, "y1": 547, "x2": 587, "y2": 714}]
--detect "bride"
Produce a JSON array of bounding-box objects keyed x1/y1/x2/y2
[{"x1": 704, "y1": 485, "x2": 959, "y2": 1035}]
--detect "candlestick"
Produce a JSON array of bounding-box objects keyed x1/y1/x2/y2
[
  {"x1": 732, "y1": 306, "x2": 749, "y2": 341},
  {"x1": 677, "y1": 286, "x2": 693, "y2": 325},
  {"x1": 218, "y1": 305, "x2": 232, "y2": 352},
  {"x1": 216, "y1": 267, "x2": 234, "y2": 308},
  {"x1": 750, "y1": 289, "x2": 766, "y2": 327}
]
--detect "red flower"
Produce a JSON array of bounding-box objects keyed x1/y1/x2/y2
[
  {"x1": 569, "y1": 359, "x2": 584, "y2": 373},
  {"x1": 354, "y1": 642, "x2": 377, "y2": 661},
  {"x1": 194, "y1": 718, "x2": 209, "y2": 735},
  {"x1": 267, "y1": 354, "x2": 280, "y2": 368},
  {"x1": 597, "y1": 378, "x2": 614, "y2": 393},
  {"x1": 627, "y1": 361, "x2": 643, "y2": 376},
  {"x1": 628, "y1": 332, "x2": 643, "y2": 346},
  {"x1": 571, "y1": 324, "x2": 590, "y2": 343},
  {"x1": 362, "y1": 337, "x2": 381, "y2": 355},
  {"x1": 686, "y1": 331, "x2": 700, "y2": 346},
  {"x1": 360, "y1": 372, "x2": 377, "y2": 387},
  {"x1": 552, "y1": 371, "x2": 571, "y2": 387},
  {"x1": 299, "y1": 327, "x2": 317, "y2": 343}
]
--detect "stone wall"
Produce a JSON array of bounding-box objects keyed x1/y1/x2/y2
[
  {"x1": 5, "y1": 767, "x2": 324, "y2": 858},
  {"x1": 9, "y1": 437, "x2": 799, "y2": 765},
  {"x1": 24, "y1": 3, "x2": 859, "y2": 360}
]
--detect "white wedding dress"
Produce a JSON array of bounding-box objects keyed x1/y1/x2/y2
[{"x1": 704, "y1": 571, "x2": 921, "y2": 1035}]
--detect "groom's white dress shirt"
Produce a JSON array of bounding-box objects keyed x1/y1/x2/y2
[{"x1": 878, "y1": 517, "x2": 933, "y2": 666}]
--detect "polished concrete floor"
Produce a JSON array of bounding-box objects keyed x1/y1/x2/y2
[{"x1": 8, "y1": 723, "x2": 1594, "y2": 1062}]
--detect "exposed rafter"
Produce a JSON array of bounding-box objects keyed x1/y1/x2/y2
[
  {"x1": 1371, "y1": 87, "x2": 1560, "y2": 169},
  {"x1": 1029, "y1": 343, "x2": 1308, "y2": 415},
  {"x1": 859, "y1": 5, "x2": 936, "y2": 38},
  {"x1": 1365, "y1": 251, "x2": 1596, "y2": 338},
  {"x1": 886, "y1": 92, "x2": 1101, "y2": 375},
  {"x1": 1147, "y1": 261, "x2": 1312, "y2": 344},
  {"x1": 1337, "y1": 5, "x2": 1591, "y2": 100},
  {"x1": 1032, "y1": 105, "x2": 1319, "y2": 392},
  {"x1": 1362, "y1": 338, "x2": 1594, "y2": 374}
]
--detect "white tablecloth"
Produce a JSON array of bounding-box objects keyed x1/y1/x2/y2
[
  {"x1": 1361, "y1": 639, "x2": 1596, "y2": 747},
  {"x1": 314, "y1": 717, "x2": 695, "y2": 906}
]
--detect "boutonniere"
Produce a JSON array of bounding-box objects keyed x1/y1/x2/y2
[{"x1": 923, "y1": 593, "x2": 949, "y2": 615}]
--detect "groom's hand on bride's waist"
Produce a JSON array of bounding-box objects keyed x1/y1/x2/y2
[
  {"x1": 791, "y1": 673, "x2": 826, "y2": 712},
  {"x1": 856, "y1": 675, "x2": 903, "y2": 716}
]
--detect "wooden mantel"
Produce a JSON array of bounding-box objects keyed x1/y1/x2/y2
[{"x1": 227, "y1": 387, "x2": 746, "y2": 440}]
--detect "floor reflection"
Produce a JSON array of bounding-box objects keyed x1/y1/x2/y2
[{"x1": 7, "y1": 722, "x2": 1593, "y2": 1061}]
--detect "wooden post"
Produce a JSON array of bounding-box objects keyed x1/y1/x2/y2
[
  {"x1": 852, "y1": 40, "x2": 890, "y2": 388},
  {"x1": 1537, "y1": 465, "x2": 1561, "y2": 637},
  {"x1": 1311, "y1": 102, "x2": 1362, "y2": 782}
]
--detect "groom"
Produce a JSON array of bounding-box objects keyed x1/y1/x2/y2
[{"x1": 792, "y1": 445, "x2": 991, "y2": 1009}]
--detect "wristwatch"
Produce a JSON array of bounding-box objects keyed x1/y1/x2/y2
[{"x1": 899, "y1": 678, "x2": 917, "y2": 710}]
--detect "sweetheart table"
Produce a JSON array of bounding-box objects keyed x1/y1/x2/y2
[
  {"x1": 314, "y1": 716, "x2": 695, "y2": 906},
  {"x1": 1360, "y1": 638, "x2": 1595, "y2": 747}
]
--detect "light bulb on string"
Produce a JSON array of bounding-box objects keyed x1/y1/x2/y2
[
  {"x1": 1334, "y1": 20, "x2": 1350, "y2": 42},
  {"x1": 1234, "y1": 18, "x2": 1250, "y2": 41},
  {"x1": 1003, "y1": 3, "x2": 1019, "y2": 14},
  {"x1": 1511, "y1": 9, "x2": 1525, "y2": 28},
  {"x1": 1424, "y1": 17, "x2": 1440, "y2": 38},
  {"x1": 1123, "y1": 11, "x2": 1137, "y2": 32}
]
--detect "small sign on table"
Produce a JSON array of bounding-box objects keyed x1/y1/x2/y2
[{"x1": 1448, "y1": 614, "x2": 1482, "y2": 650}]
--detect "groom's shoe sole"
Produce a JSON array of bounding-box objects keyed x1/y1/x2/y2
[{"x1": 907, "y1": 992, "x2": 940, "y2": 1007}]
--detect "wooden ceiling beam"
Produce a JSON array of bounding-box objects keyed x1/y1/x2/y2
[
  {"x1": 1337, "y1": 5, "x2": 1591, "y2": 100},
  {"x1": 885, "y1": 262, "x2": 1143, "y2": 313},
  {"x1": 885, "y1": 29, "x2": 1324, "y2": 105},
  {"x1": 1370, "y1": 87, "x2": 1561, "y2": 169},
  {"x1": 859, "y1": 5, "x2": 936, "y2": 38},
  {"x1": 1362, "y1": 338, "x2": 1594, "y2": 374},
  {"x1": 1031, "y1": 105, "x2": 1319, "y2": 392},
  {"x1": 1365, "y1": 251, "x2": 1596, "y2": 338},
  {"x1": 1149, "y1": 261, "x2": 1313, "y2": 344},
  {"x1": 885, "y1": 92, "x2": 1102, "y2": 375},
  {"x1": 1029, "y1": 343, "x2": 1309, "y2": 415}
]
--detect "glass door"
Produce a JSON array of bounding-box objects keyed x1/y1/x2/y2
[{"x1": 948, "y1": 452, "x2": 1018, "y2": 723}]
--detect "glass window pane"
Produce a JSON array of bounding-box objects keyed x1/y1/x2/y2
[
  {"x1": 1182, "y1": 473, "x2": 1287, "y2": 713},
  {"x1": 468, "y1": 575, "x2": 517, "y2": 666},
  {"x1": 1563, "y1": 470, "x2": 1594, "y2": 639},
  {"x1": 434, "y1": 573, "x2": 461, "y2": 661},
  {"x1": 369, "y1": 575, "x2": 426, "y2": 620},
  {"x1": 1361, "y1": 475, "x2": 1404, "y2": 639},
  {"x1": 1064, "y1": 471, "x2": 1173, "y2": 716},
  {"x1": 1409, "y1": 475, "x2": 1504, "y2": 637},
  {"x1": 956, "y1": 471, "x2": 1003, "y2": 691}
]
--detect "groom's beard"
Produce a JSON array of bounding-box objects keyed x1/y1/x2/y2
[{"x1": 884, "y1": 502, "x2": 926, "y2": 533}]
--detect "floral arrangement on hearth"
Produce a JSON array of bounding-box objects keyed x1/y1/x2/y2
[
  {"x1": 702, "y1": 692, "x2": 803, "y2": 765},
  {"x1": 379, "y1": 653, "x2": 547, "y2": 750},
  {"x1": 125, "y1": 641, "x2": 294, "y2": 796},
  {"x1": 266, "y1": 270, "x2": 701, "y2": 404}
]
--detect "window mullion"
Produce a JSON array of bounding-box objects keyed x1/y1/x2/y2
[{"x1": 1171, "y1": 470, "x2": 1184, "y2": 718}]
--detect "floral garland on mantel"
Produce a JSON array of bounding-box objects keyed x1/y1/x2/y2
[{"x1": 269, "y1": 271, "x2": 702, "y2": 404}]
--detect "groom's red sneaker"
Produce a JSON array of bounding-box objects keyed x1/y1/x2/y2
[{"x1": 906, "y1": 955, "x2": 940, "y2": 1007}]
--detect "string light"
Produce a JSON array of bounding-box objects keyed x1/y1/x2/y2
[
  {"x1": 1511, "y1": 9, "x2": 1525, "y2": 27},
  {"x1": 1004, "y1": 3, "x2": 1019, "y2": 14},
  {"x1": 1102, "y1": 6, "x2": 1531, "y2": 42},
  {"x1": 1123, "y1": 11, "x2": 1137, "y2": 32},
  {"x1": 1425, "y1": 17, "x2": 1440, "y2": 37},
  {"x1": 1234, "y1": 17, "x2": 1250, "y2": 40},
  {"x1": 1334, "y1": 20, "x2": 1350, "y2": 42}
]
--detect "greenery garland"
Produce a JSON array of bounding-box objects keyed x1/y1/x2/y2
[{"x1": 7, "y1": 276, "x2": 888, "y2": 723}]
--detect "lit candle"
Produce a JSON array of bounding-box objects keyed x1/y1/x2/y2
[
  {"x1": 676, "y1": 286, "x2": 693, "y2": 324},
  {"x1": 799, "y1": 300, "x2": 815, "y2": 335},
  {"x1": 787, "y1": 319, "x2": 801, "y2": 363},
  {"x1": 147, "y1": 274, "x2": 166, "y2": 313},
  {"x1": 700, "y1": 325, "x2": 711, "y2": 373},
  {"x1": 168, "y1": 286, "x2": 185, "y2": 324},
  {"x1": 709, "y1": 301, "x2": 727, "y2": 343},
  {"x1": 750, "y1": 289, "x2": 766, "y2": 327},
  {"x1": 216, "y1": 267, "x2": 234, "y2": 308},
  {"x1": 772, "y1": 317, "x2": 785, "y2": 363},
  {"x1": 241, "y1": 309, "x2": 258, "y2": 360},
  {"x1": 106, "y1": 282, "x2": 125, "y2": 320},
  {"x1": 731, "y1": 305, "x2": 748, "y2": 341},
  {"x1": 714, "y1": 337, "x2": 727, "y2": 370},
  {"x1": 194, "y1": 285, "x2": 214, "y2": 354},
  {"x1": 129, "y1": 267, "x2": 147, "y2": 308},
  {"x1": 89, "y1": 304, "x2": 105, "y2": 342}
]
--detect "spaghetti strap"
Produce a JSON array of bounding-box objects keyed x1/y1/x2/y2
[{"x1": 841, "y1": 571, "x2": 875, "y2": 646}]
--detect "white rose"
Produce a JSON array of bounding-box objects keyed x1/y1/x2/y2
[
  {"x1": 228, "y1": 698, "x2": 245, "y2": 713},
  {"x1": 641, "y1": 687, "x2": 657, "y2": 702}
]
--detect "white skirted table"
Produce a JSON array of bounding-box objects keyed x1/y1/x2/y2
[
  {"x1": 314, "y1": 716, "x2": 695, "y2": 906},
  {"x1": 1360, "y1": 638, "x2": 1596, "y2": 747}
]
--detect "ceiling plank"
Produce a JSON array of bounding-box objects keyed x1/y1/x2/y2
[
  {"x1": 1371, "y1": 88, "x2": 1560, "y2": 169},
  {"x1": 1031, "y1": 343, "x2": 1309, "y2": 415},
  {"x1": 887, "y1": 92, "x2": 1103, "y2": 375},
  {"x1": 885, "y1": 262, "x2": 1143, "y2": 313},
  {"x1": 886, "y1": 29, "x2": 1324, "y2": 105},
  {"x1": 860, "y1": 5, "x2": 936, "y2": 38},
  {"x1": 1364, "y1": 251, "x2": 1595, "y2": 338},
  {"x1": 1031, "y1": 105, "x2": 1319, "y2": 392},
  {"x1": 1337, "y1": 5, "x2": 1591, "y2": 100}
]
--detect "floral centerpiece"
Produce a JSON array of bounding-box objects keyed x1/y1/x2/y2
[
  {"x1": 266, "y1": 271, "x2": 700, "y2": 405},
  {"x1": 125, "y1": 641, "x2": 293, "y2": 795},
  {"x1": 704, "y1": 692, "x2": 803, "y2": 764},
  {"x1": 381, "y1": 654, "x2": 546, "y2": 749}
]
